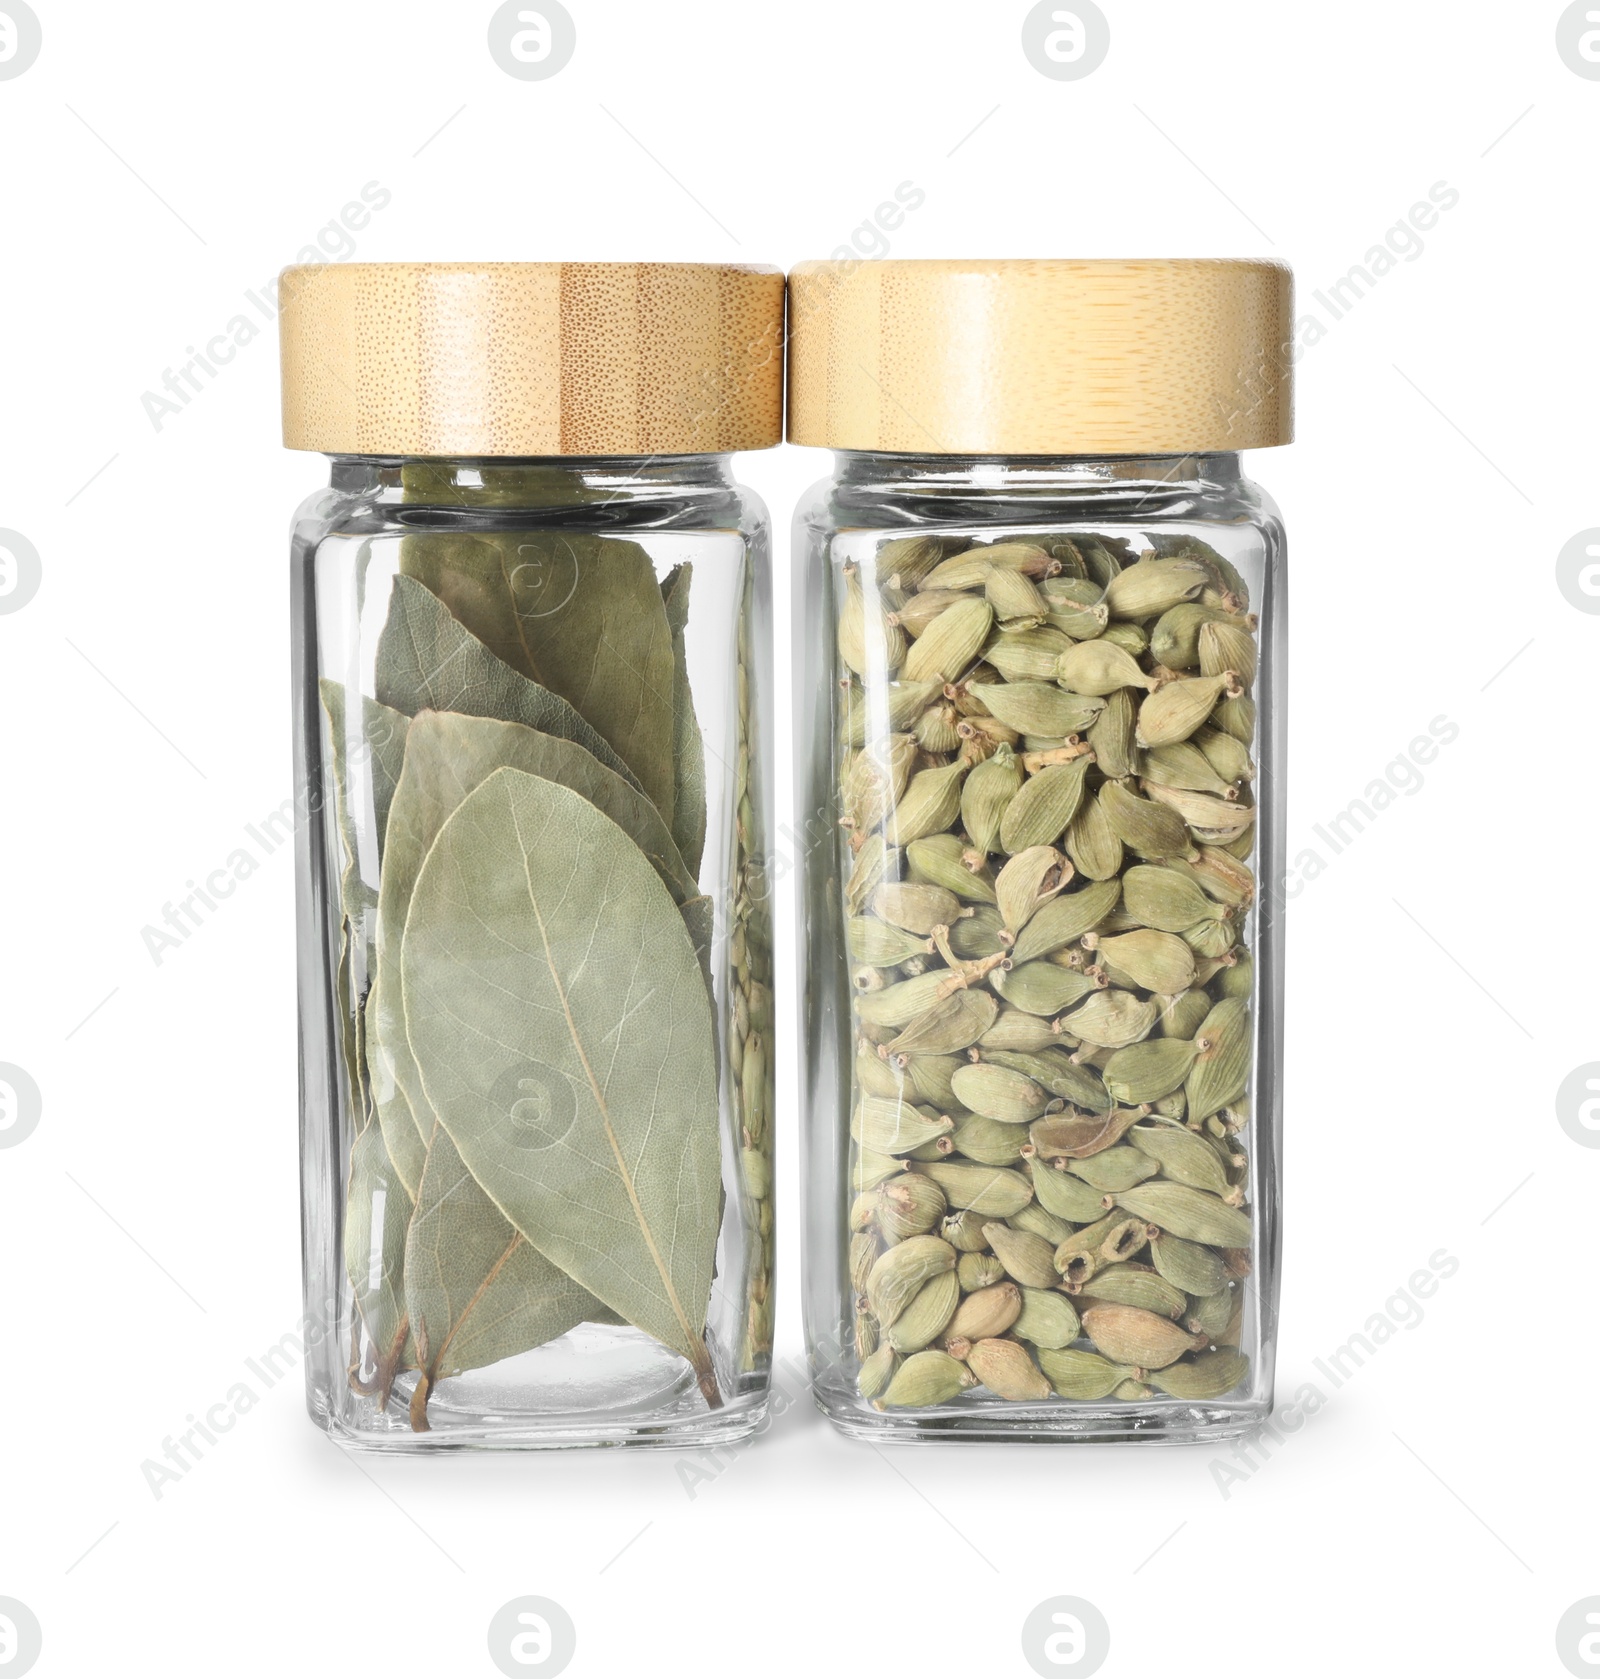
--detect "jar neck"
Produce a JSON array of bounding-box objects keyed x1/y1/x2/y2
[
  {"x1": 826, "y1": 450, "x2": 1250, "y2": 527},
  {"x1": 834, "y1": 449, "x2": 1241, "y2": 495},
  {"x1": 326, "y1": 453, "x2": 738, "y2": 510}
]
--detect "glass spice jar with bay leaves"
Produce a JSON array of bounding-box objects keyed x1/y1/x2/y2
[
  {"x1": 791, "y1": 259, "x2": 1291, "y2": 1441},
  {"x1": 282, "y1": 262, "x2": 780, "y2": 1448}
]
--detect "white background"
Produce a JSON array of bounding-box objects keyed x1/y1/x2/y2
[{"x1": 1, "y1": 2, "x2": 1596, "y2": 1675}]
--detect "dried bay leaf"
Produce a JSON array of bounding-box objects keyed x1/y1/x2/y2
[
  {"x1": 661, "y1": 563, "x2": 708, "y2": 879},
  {"x1": 401, "y1": 769, "x2": 723, "y2": 1405},
  {"x1": 343, "y1": 1126, "x2": 415, "y2": 1401},
  {"x1": 374, "y1": 575, "x2": 643, "y2": 796},
  {"x1": 320, "y1": 682, "x2": 409, "y2": 1130},
  {"x1": 369, "y1": 711, "x2": 712, "y2": 1185},
  {"x1": 403, "y1": 1120, "x2": 618, "y2": 1430},
  {"x1": 396, "y1": 535, "x2": 675, "y2": 816},
  {"x1": 319, "y1": 678, "x2": 409, "y2": 886}
]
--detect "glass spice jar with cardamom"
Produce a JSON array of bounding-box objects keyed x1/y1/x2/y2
[
  {"x1": 282, "y1": 262, "x2": 780, "y2": 1449},
  {"x1": 791, "y1": 258, "x2": 1290, "y2": 1441}
]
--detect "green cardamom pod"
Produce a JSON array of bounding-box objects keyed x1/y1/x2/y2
[
  {"x1": 1103, "y1": 556, "x2": 1210, "y2": 619},
  {"x1": 870, "y1": 881, "x2": 963, "y2": 935},
  {"x1": 993, "y1": 960, "x2": 1105, "y2": 1018},
  {"x1": 1149, "y1": 1231, "x2": 1231, "y2": 1296},
  {"x1": 971, "y1": 682, "x2": 1105, "y2": 741},
  {"x1": 981, "y1": 1222, "x2": 1061, "y2": 1289},
  {"x1": 845, "y1": 832, "x2": 898, "y2": 915},
  {"x1": 874, "y1": 1348, "x2": 977, "y2": 1409},
  {"x1": 1198, "y1": 618, "x2": 1258, "y2": 687},
  {"x1": 957, "y1": 1251, "x2": 1007, "y2": 1292},
  {"x1": 1012, "y1": 1287, "x2": 1081, "y2": 1349},
  {"x1": 853, "y1": 1149, "x2": 901, "y2": 1192},
  {"x1": 1185, "y1": 997, "x2": 1251, "y2": 1124},
  {"x1": 984, "y1": 565, "x2": 1052, "y2": 628},
  {"x1": 1029, "y1": 1108, "x2": 1140, "y2": 1163},
  {"x1": 886, "y1": 758, "x2": 971, "y2": 847},
  {"x1": 946, "y1": 905, "x2": 1006, "y2": 960},
  {"x1": 1082, "y1": 688, "x2": 1136, "y2": 784},
  {"x1": 966, "y1": 1336, "x2": 1053, "y2": 1401},
  {"x1": 1140, "y1": 739, "x2": 1238, "y2": 797},
  {"x1": 849, "y1": 1230, "x2": 879, "y2": 1293},
  {"x1": 1185, "y1": 1287, "x2": 1238, "y2": 1340},
  {"x1": 1026, "y1": 1158, "x2": 1114, "y2": 1222},
  {"x1": 1194, "y1": 724, "x2": 1255, "y2": 784},
  {"x1": 1078, "y1": 1262, "x2": 1187, "y2": 1320},
  {"x1": 851, "y1": 1095, "x2": 954, "y2": 1156},
  {"x1": 847, "y1": 916, "x2": 934, "y2": 967},
  {"x1": 996, "y1": 844, "x2": 1072, "y2": 934},
  {"x1": 1144, "y1": 782, "x2": 1256, "y2": 844},
  {"x1": 876, "y1": 1171, "x2": 950, "y2": 1239},
  {"x1": 949, "y1": 1112, "x2": 1032, "y2": 1167},
  {"x1": 838, "y1": 563, "x2": 908, "y2": 678},
  {"x1": 1218, "y1": 949, "x2": 1253, "y2": 1000},
  {"x1": 1099, "y1": 777, "x2": 1192, "y2": 859},
  {"x1": 842, "y1": 679, "x2": 945, "y2": 746},
  {"x1": 960, "y1": 743, "x2": 1024, "y2": 855},
  {"x1": 903, "y1": 597, "x2": 995, "y2": 683},
  {"x1": 854, "y1": 970, "x2": 954, "y2": 1028},
  {"x1": 1081, "y1": 1303, "x2": 1207, "y2": 1369},
  {"x1": 940, "y1": 1207, "x2": 993, "y2": 1252},
  {"x1": 1059, "y1": 988, "x2": 1160, "y2": 1049},
  {"x1": 984, "y1": 626, "x2": 1071, "y2": 682},
  {"x1": 893, "y1": 587, "x2": 969, "y2": 637},
  {"x1": 1007, "y1": 1202, "x2": 1075, "y2": 1245},
  {"x1": 1211, "y1": 692, "x2": 1257, "y2": 744},
  {"x1": 1122, "y1": 864, "x2": 1227, "y2": 933},
  {"x1": 902, "y1": 1052, "x2": 963, "y2": 1110},
  {"x1": 1135, "y1": 673, "x2": 1241, "y2": 749},
  {"x1": 883, "y1": 1270, "x2": 962, "y2": 1353},
  {"x1": 857, "y1": 1343, "x2": 899, "y2": 1399},
  {"x1": 1055, "y1": 638, "x2": 1153, "y2": 696},
  {"x1": 979, "y1": 1009, "x2": 1063, "y2": 1052},
  {"x1": 1148, "y1": 1348, "x2": 1249, "y2": 1400},
  {"x1": 1010, "y1": 878, "x2": 1121, "y2": 962},
  {"x1": 1128, "y1": 1120, "x2": 1234, "y2": 1196},
  {"x1": 983, "y1": 1047, "x2": 1113, "y2": 1114},
  {"x1": 916, "y1": 1160, "x2": 1035, "y2": 1217},
  {"x1": 844, "y1": 733, "x2": 917, "y2": 832},
  {"x1": 884, "y1": 988, "x2": 998, "y2": 1056},
  {"x1": 924, "y1": 541, "x2": 1056, "y2": 590},
  {"x1": 876, "y1": 534, "x2": 953, "y2": 589},
  {"x1": 1112, "y1": 1182, "x2": 1252, "y2": 1248},
  {"x1": 1182, "y1": 918, "x2": 1237, "y2": 961},
  {"x1": 907, "y1": 833, "x2": 998, "y2": 904},
  {"x1": 1066, "y1": 1145, "x2": 1161, "y2": 1193},
  {"x1": 950, "y1": 1061, "x2": 1053, "y2": 1125},
  {"x1": 1053, "y1": 1213, "x2": 1151, "y2": 1285},
  {"x1": 1148, "y1": 601, "x2": 1232, "y2": 669},
  {"x1": 943, "y1": 1280, "x2": 1024, "y2": 1342},
  {"x1": 1157, "y1": 988, "x2": 1212, "y2": 1040},
  {"x1": 1093, "y1": 929, "x2": 1197, "y2": 993},
  {"x1": 865, "y1": 1234, "x2": 958, "y2": 1328},
  {"x1": 1101, "y1": 1036, "x2": 1200, "y2": 1105},
  {"x1": 914, "y1": 702, "x2": 964, "y2": 755},
  {"x1": 1037, "y1": 1346, "x2": 1142, "y2": 1400}
]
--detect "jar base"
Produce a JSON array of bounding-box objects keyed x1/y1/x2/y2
[
  {"x1": 813, "y1": 1387, "x2": 1270, "y2": 1446},
  {"x1": 308, "y1": 1387, "x2": 770, "y2": 1454}
]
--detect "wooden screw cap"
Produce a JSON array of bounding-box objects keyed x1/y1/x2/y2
[
  {"x1": 788, "y1": 258, "x2": 1293, "y2": 455},
  {"x1": 280, "y1": 261, "x2": 784, "y2": 457}
]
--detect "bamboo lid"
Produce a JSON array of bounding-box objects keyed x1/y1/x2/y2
[
  {"x1": 280, "y1": 261, "x2": 784, "y2": 456},
  {"x1": 788, "y1": 258, "x2": 1292, "y2": 455}
]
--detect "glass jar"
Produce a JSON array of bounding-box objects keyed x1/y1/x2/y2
[
  {"x1": 790, "y1": 259, "x2": 1291, "y2": 1442},
  {"x1": 281, "y1": 262, "x2": 782, "y2": 1449}
]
